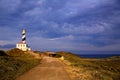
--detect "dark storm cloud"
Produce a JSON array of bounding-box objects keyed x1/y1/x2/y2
[{"x1": 0, "y1": 0, "x2": 120, "y2": 51}]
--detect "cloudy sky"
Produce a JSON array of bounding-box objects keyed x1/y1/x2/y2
[{"x1": 0, "y1": 0, "x2": 120, "y2": 53}]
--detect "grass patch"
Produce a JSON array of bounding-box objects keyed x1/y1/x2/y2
[
  {"x1": 56, "y1": 51, "x2": 120, "y2": 80},
  {"x1": 0, "y1": 49, "x2": 41, "y2": 80}
]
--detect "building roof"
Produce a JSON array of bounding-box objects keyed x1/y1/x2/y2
[{"x1": 17, "y1": 42, "x2": 26, "y2": 44}]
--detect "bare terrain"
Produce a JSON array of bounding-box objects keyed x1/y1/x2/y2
[{"x1": 16, "y1": 56, "x2": 71, "y2": 80}]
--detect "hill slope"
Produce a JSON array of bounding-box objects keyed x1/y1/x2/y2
[
  {"x1": 57, "y1": 52, "x2": 120, "y2": 80},
  {"x1": 0, "y1": 49, "x2": 41, "y2": 80}
]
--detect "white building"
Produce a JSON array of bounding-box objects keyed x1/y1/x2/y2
[{"x1": 16, "y1": 42, "x2": 28, "y2": 51}]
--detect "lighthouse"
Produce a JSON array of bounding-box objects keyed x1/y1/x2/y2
[
  {"x1": 22, "y1": 29, "x2": 26, "y2": 44},
  {"x1": 16, "y1": 29, "x2": 31, "y2": 51}
]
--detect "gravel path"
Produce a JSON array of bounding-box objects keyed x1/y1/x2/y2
[{"x1": 16, "y1": 56, "x2": 71, "y2": 80}]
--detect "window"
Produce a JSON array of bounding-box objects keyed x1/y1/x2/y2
[{"x1": 23, "y1": 44, "x2": 25, "y2": 47}]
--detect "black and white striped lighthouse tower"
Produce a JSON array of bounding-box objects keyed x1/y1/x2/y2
[{"x1": 22, "y1": 29, "x2": 26, "y2": 44}]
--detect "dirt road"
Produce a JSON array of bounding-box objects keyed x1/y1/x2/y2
[{"x1": 16, "y1": 56, "x2": 71, "y2": 80}]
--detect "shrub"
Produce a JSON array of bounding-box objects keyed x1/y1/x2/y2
[
  {"x1": 54, "y1": 54, "x2": 62, "y2": 58},
  {"x1": 0, "y1": 50, "x2": 7, "y2": 56},
  {"x1": 6, "y1": 48, "x2": 25, "y2": 57},
  {"x1": 0, "y1": 56, "x2": 41, "y2": 80}
]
